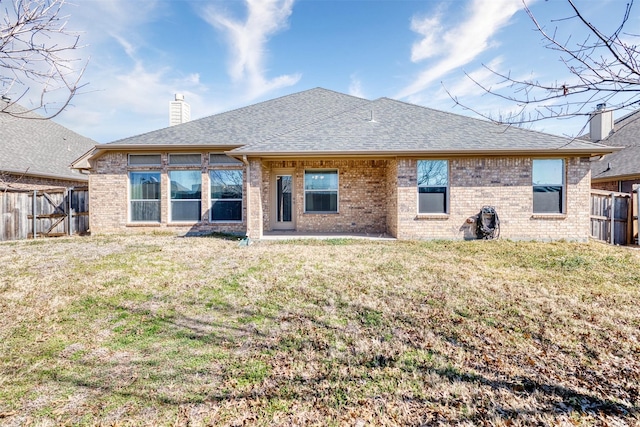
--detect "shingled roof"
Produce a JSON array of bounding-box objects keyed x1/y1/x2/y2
[
  {"x1": 1, "y1": 101, "x2": 96, "y2": 181},
  {"x1": 102, "y1": 88, "x2": 370, "y2": 148},
  {"x1": 231, "y1": 97, "x2": 614, "y2": 156},
  {"x1": 591, "y1": 109, "x2": 640, "y2": 180},
  {"x1": 82, "y1": 88, "x2": 616, "y2": 160}
]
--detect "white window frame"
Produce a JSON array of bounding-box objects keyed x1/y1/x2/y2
[
  {"x1": 169, "y1": 170, "x2": 202, "y2": 223},
  {"x1": 209, "y1": 169, "x2": 244, "y2": 222},
  {"x1": 417, "y1": 160, "x2": 449, "y2": 214},
  {"x1": 128, "y1": 171, "x2": 161, "y2": 223},
  {"x1": 304, "y1": 169, "x2": 339, "y2": 214}
]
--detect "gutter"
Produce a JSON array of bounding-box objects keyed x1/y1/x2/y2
[
  {"x1": 75, "y1": 144, "x2": 245, "y2": 169},
  {"x1": 0, "y1": 168, "x2": 88, "y2": 182},
  {"x1": 226, "y1": 147, "x2": 623, "y2": 159}
]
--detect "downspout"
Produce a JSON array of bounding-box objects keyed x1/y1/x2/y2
[{"x1": 242, "y1": 155, "x2": 250, "y2": 238}]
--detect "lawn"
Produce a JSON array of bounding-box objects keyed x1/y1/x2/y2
[{"x1": 0, "y1": 234, "x2": 638, "y2": 426}]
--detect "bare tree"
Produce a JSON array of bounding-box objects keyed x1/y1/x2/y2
[
  {"x1": 448, "y1": 0, "x2": 640, "y2": 126},
  {"x1": 1, "y1": 0, "x2": 87, "y2": 119}
]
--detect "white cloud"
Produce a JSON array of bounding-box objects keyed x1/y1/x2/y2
[
  {"x1": 396, "y1": 0, "x2": 529, "y2": 100},
  {"x1": 349, "y1": 75, "x2": 366, "y2": 98},
  {"x1": 201, "y1": 0, "x2": 301, "y2": 100},
  {"x1": 410, "y1": 11, "x2": 444, "y2": 62}
]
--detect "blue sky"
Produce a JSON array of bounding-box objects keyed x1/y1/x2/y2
[{"x1": 38, "y1": 0, "x2": 638, "y2": 143}]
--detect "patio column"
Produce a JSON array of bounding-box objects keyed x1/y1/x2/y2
[{"x1": 246, "y1": 158, "x2": 263, "y2": 239}]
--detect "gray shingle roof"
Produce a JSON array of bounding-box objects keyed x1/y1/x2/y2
[
  {"x1": 231, "y1": 97, "x2": 613, "y2": 155},
  {"x1": 96, "y1": 87, "x2": 615, "y2": 158},
  {"x1": 1, "y1": 102, "x2": 96, "y2": 181},
  {"x1": 106, "y1": 88, "x2": 370, "y2": 147},
  {"x1": 591, "y1": 109, "x2": 640, "y2": 180}
]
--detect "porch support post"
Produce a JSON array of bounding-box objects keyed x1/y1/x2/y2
[{"x1": 246, "y1": 158, "x2": 263, "y2": 240}]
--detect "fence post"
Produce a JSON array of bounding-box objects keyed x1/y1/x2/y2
[
  {"x1": 32, "y1": 190, "x2": 37, "y2": 239},
  {"x1": 610, "y1": 192, "x2": 616, "y2": 245},
  {"x1": 636, "y1": 186, "x2": 640, "y2": 245},
  {"x1": 68, "y1": 188, "x2": 73, "y2": 236}
]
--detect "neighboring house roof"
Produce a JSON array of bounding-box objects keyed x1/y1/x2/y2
[
  {"x1": 75, "y1": 88, "x2": 618, "y2": 168},
  {"x1": 591, "y1": 109, "x2": 640, "y2": 181},
  {"x1": 1, "y1": 101, "x2": 97, "y2": 181}
]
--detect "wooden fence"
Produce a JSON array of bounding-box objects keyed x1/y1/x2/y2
[
  {"x1": 590, "y1": 189, "x2": 633, "y2": 245},
  {"x1": 0, "y1": 187, "x2": 89, "y2": 241}
]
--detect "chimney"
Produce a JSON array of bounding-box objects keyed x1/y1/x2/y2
[
  {"x1": 170, "y1": 93, "x2": 190, "y2": 126},
  {"x1": 589, "y1": 103, "x2": 613, "y2": 142}
]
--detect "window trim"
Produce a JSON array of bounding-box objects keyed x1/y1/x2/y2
[
  {"x1": 532, "y1": 158, "x2": 565, "y2": 214},
  {"x1": 209, "y1": 169, "x2": 244, "y2": 223},
  {"x1": 417, "y1": 159, "x2": 449, "y2": 215},
  {"x1": 304, "y1": 169, "x2": 339, "y2": 214},
  {"x1": 128, "y1": 171, "x2": 161, "y2": 223},
  {"x1": 168, "y1": 170, "x2": 202, "y2": 223}
]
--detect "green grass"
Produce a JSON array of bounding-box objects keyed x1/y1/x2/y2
[{"x1": 0, "y1": 235, "x2": 639, "y2": 425}]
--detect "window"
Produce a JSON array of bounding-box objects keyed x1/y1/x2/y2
[
  {"x1": 417, "y1": 160, "x2": 448, "y2": 214},
  {"x1": 169, "y1": 153, "x2": 201, "y2": 165},
  {"x1": 304, "y1": 170, "x2": 338, "y2": 213},
  {"x1": 532, "y1": 159, "x2": 564, "y2": 213},
  {"x1": 210, "y1": 153, "x2": 243, "y2": 165},
  {"x1": 128, "y1": 154, "x2": 161, "y2": 166},
  {"x1": 169, "y1": 170, "x2": 202, "y2": 221},
  {"x1": 129, "y1": 172, "x2": 161, "y2": 222},
  {"x1": 210, "y1": 170, "x2": 243, "y2": 221}
]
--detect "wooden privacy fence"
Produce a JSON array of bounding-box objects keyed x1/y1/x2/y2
[
  {"x1": 590, "y1": 189, "x2": 634, "y2": 245},
  {"x1": 0, "y1": 187, "x2": 89, "y2": 241}
]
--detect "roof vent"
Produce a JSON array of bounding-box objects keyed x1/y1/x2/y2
[{"x1": 170, "y1": 93, "x2": 190, "y2": 126}]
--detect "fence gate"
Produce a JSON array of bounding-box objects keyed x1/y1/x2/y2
[
  {"x1": 27, "y1": 187, "x2": 89, "y2": 238},
  {"x1": 0, "y1": 187, "x2": 89, "y2": 241},
  {"x1": 590, "y1": 190, "x2": 631, "y2": 245}
]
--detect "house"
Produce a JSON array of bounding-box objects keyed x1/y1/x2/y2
[
  {"x1": 73, "y1": 88, "x2": 618, "y2": 241},
  {"x1": 590, "y1": 107, "x2": 640, "y2": 193},
  {"x1": 0, "y1": 100, "x2": 97, "y2": 190}
]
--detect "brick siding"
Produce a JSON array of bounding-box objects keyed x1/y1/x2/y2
[
  {"x1": 89, "y1": 151, "x2": 246, "y2": 236},
  {"x1": 396, "y1": 157, "x2": 592, "y2": 241},
  {"x1": 258, "y1": 160, "x2": 389, "y2": 236},
  {"x1": 592, "y1": 180, "x2": 618, "y2": 192},
  {"x1": 90, "y1": 151, "x2": 593, "y2": 241}
]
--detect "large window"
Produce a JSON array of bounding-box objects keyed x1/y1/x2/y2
[
  {"x1": 304, "y1": 170, "x2": 338, "y2": 213},
  {"x1": 210, "y1": 170, "x2": 243, "y2": 221},
  {"x1": 533, "y1": 159, "x2": 564, "y2": 213},
  {"x1": 417, "y1": 160, "x2": 448, "y2": 214},
  {"x1": 169, "y1": 170, "x2": 202, "y2": 221},
  {"x1": 129, "y1": 172, "x2": 160, "y2": 222}
]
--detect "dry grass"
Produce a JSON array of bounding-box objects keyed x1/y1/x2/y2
[{"x1": 0, "y1": 234, "x2": 639, "y2": 426}]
